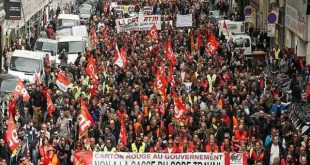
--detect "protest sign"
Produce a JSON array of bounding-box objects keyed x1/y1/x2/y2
[
  {"x1": 73, "y1": 152, "x2": 245, "y2": 165},
  {"x1": 176, "y1": 14, "x2": 192, "y2": 27},
  {"x1": 115, "y1": 15, "x2": 161, "y2": 32}
]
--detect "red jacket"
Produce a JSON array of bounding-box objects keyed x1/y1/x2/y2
[
  {"x1": 205, "y1": 143, "x2": 219, "y2": 152},
  {"x1": 252, "y1": 149, "x2": 265, "y2": 162},
  {"x1": 164, "y1": 146, "x2": 179, "y2": 153}
]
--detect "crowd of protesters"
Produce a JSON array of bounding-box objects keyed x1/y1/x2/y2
[{"x1": 1, "y1": 0, "x2": 310, "y2": 165}]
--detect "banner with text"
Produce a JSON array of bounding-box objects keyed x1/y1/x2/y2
[
  {"x1": 115, "y1": 15, "x2": 161, "y2": 33},
  {"x1": 93, "y1": 152, "x2": 224, "y2": 165},
  {"x1": 73, "y1": 152, "x2": 245, "y2": 165}
]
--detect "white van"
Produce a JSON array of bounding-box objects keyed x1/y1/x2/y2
[
  {"x1": 231, "y1": 33, "x2": 252, "y2": 55},
  {"x1": 57, "y1": 14, "x2": 81, "y2": 30},
  {"x1": 34, "y1": 38, "x2": 58, "y2": 67},
  {"x1": 8, "y1": 50, "x2": 45, "y2": 84},
  {"x1": 218, "y1": 20, "x2": 245, "y2": 39},
  {"x1": 57, "y1": 36, "x2": 87, "y2": 65}
]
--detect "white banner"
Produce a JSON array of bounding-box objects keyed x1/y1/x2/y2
[
  {"x1": 115, "y1": 15, "x2": 161, "y2": 33},
  {"x1": 143, "y1": 6, "x2": 153, "y2": 15},
  {"x1": 176, "y1": 14, "x2": 193, "y2": 27},
  {"x1": 92, "y1": 152, "x2": 225, "y2": 165}
]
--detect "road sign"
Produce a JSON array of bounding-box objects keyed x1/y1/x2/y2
[
  {"x1": 244, "y1": 6, "x2": 253, "y2": 16},
  {"x1": 267, "y1": 12, "x2": 277, "y2": 24},
  {"x1": 267, "y1": 24, "x2": 276, "y2": 37}
]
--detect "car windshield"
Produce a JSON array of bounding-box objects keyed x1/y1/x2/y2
[
  {"x1": 58, "y1": 41, "x2": 85, "y2": 54},
  {"x1": 10, "y1": 56, "x2": 41, "y2": 73},
  {"x1": 35, "y1": 41, "x2": 57, "y2": 53},
  {"x1": 0, "y1": 79, "x2": 17, "y2": 92},
  {"x1": 234, "y1": 38, "x2": 243, "y2": 48},
  {"x1": 58, "y1": 19, "x2": 79, "y2": 28}
]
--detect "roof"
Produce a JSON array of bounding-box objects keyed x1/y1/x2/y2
[
  {"x1": 80, "y1": 4, "x2": 92, "y2": 9},
  {"x1": 11, "y1": 50, "x2": 45, "y2": 59},
  {"x1": 58, "y1": 14, "x2": 80, "y2": 20},
  {"x1": 0, "y1": 74, "x2": 18, "y2": 81},
  {"x1": 57, "y1": 36, "x2": 85, "y2": 42},
  {"x1": 36, "y1": 38, "x2": 57, "y2": 44}
]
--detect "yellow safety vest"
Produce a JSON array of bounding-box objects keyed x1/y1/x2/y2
[
  {"x1": 131, "y1": 142, "x2": 146, "y2": 153},
  {"x1": 274, "y1": 48, "x2": 280, "y2": 60},
  {"x1": 103, "y1": 146, "x2": 116, "y2": 152}
]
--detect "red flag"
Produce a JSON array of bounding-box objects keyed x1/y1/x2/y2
[
  {"x1": 79, "y1": 99, "x2": 94, "y2": 138},
  {"x1": 118, "y1": 118, "x2": 128, "y2": 146},
  {"x1": 223, "y1": 20, "x2": 228, "y2": 30},
  {"x1": 148, "y1": 24, "x2": 158, "y2": 42},
  {"x1": 47, "y1": 91, "x2": 55, "y2": 117},
  {"x1": 86, "y1": 54, "x2": 97, "y2": 76},
  {"x1": 34, "y1": 69, "x2": 41, "y2": 87},
  {"x1": 165, "y1": 41, "x2": 177, "y2": 66},
  {"x1": 205, "y1": 34, "x2": 219, "y2": 55},
  {"x1": 173, "y1": 94, "x2": 186, "y2": 119},
  {"x1": 86, "y1": 54, "x2": 99, "y2": 85},
  {"x1": 155, "y1": 70, "x2": 168, "y2": 101},
  {"x1": 158, "y1": 62, "x2": 165, "y2": 74},
  {"x1": 167, "y1": 65, "x2": 175, "y2": 87},
  {"x1": 56, "y1": 72, "x2": 72, "y2": 92},
  {"x1": 73, "y1": 151, "x2": 93, "y2": 165},
  {"x1": 8, "y1": 99, "x2": 16, "y2": 115},
  {"x1": 114, "y1": 44, "x2": 128, "y2": 69},
  {"x1": 195, "y1": 31, "x2": 202, "y2": 50},
  {"x1": 13, "y1": 79, "x2": 30, "y2": 102},
  {"x1": 190, "y1": 30, "x2": 195, "y2": 56},
  {"x1": 4, "y1": 113, "x2": 20, "y2": 152}
]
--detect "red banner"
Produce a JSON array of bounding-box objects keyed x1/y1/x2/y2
[
  {"x1": 78, "y1": 99, "x2": 94, "y2": 138},
  {"x1": 73, "y1": 151, "x2": 93, "y2": 165},
  {"x1": 13, "y1": 79, "x2": 30, "y2": 102}
]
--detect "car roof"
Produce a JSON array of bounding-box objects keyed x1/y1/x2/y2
[
  {"x1": 57, "y1": 36, "x2": 85, "y2": 42},
  {"x1": 80, "y1": 4, "x2": 92, "y2": 9},
  {"x1": 0, "y1": 74, "x2": 18, "y2": 81},
  {"x1": 58, "y1": 14, "x2": 80, "y2": 20},
  {"x1": 11, "y1": 50, "x2": 45, "y2": 59},
  {"x1": 36, "y1": 38, "x2": 57, "y2": 43}
]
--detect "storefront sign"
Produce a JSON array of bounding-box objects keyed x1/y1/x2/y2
[
  {"x1": 285, "y1": 4, "x2": 306, "y2": 39},
  {"x1": 4, "y1": 0, "x2": 21, "y2": 20},
  {"x1": 115, "y1": 15, "x2": 161, "y2": 33}
]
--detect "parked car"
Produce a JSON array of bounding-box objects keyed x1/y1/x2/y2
[{"x1": 0, "y1": 74, "x2": 18, "y2": 114}]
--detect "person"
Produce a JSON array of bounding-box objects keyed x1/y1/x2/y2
[
  {"x1": 131, "y1": 136, "x2": 146, "y2": 153},
  {"x1": 265, "y1": 136, "x2": 284, "y2": 165},
  {"x1": 273, "y1": 45, "x2": 281, "y2": 61},
  {"x1": 31, "y1": 86, "x2": 44, "y2": 124},
  {"x1": 58, "y1": 49, "x2": 68, "y2": 70},
  {"x1": 103, "y1": 139, "x2": 116, "y2": 152},
  {"x1": 0, "y1": 138, "x2": 10, "y2": 164},
  {"x1": 19, "y1": 155, "x2": 33, "y2": 165},
  {"x1": 39, "y1": 137, "x2": 52, "y2": 159},
  {"x1": 44, "y1": 54, "x2": 52, "y2": 85},
  {"x1": 43, "y1": 147, "x2": 59, "y2": 165}
]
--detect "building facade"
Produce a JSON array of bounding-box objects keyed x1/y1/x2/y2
[{"x1": 284, "y1": 0, "x2": 309, "y2": 61}]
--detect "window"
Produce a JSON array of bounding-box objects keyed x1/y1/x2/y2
[
  {"x1": 10, "y1": 57, "x2": 41, "y2": 73},
  {"x1": 244, "y1": 38, "x2": 250, "y2": 47},
  {"x1": 234, "y1": 38, "x2": 243, "y2": 47},
  {"x1": 58, "y1": 41, "x2": 85, "y2": 54}
]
